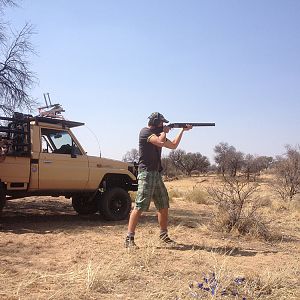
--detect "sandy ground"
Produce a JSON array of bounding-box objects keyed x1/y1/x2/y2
[{"x1": 0, "y1": 177, "x2": 300, "y2": 299}]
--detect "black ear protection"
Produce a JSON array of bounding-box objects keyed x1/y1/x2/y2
[{"x1": 148, "y1": 112, "x2": 161, "y2": 127}]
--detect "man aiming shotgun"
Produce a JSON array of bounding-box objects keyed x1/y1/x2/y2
[{"x1": 125, "y1": 112, "x2": 214, "y2": 248}]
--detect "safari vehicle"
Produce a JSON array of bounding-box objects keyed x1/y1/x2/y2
[{"x1": 0, "y1": 102, "x2": 137, "y2": 220}]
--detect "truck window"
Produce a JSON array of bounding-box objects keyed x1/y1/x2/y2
[{"x1": 41, "y1": 128, "x2": 82, "y2": 155}]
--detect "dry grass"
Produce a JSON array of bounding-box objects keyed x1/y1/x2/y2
[
  {"x1": 2, "y1": 245, "x2": 298, "y2": 300},
  {"x1": 0, "y1": 174, "x2": 300, "y2": 299},
  {"x1": 168, "y1": 188, "x2": 184, "y2": 202},
  {"x1": 185, "y1": 188, "x2": 211, "y2": 205}
]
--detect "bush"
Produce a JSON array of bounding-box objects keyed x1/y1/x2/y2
[
  {"x1": 259, "y1": 196, "x2": 272, "y2": 207},
  {"x1": 272, "y1": 145, "x2": 300, "y2": 200},
  {"x1": 207, "y1": 177, "x2": 270, "y2": 239},
  {"x1": 185, "y1": 188, "x2": 211, "y2": 205}
]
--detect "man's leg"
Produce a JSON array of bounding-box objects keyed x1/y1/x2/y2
[
  {"x1": 157, "y1": 208, "x2": 175, "y2": 244},
  {"x1": 157, "y1": 207, "x2": 168, "y2": 231},
  {"x1": 153, "y1": 174, "x2": 175, "y2": 243},
  {"x1": 125, "y1": 171, "x2": 152, "y2": 248},
  {"x1": 125, "y1": 209, "x2": 142, "y2": 248},
  {"x1": 125, "y1": 171, "x2": 150, "y2": 248},
  {"x1": 128, "y1": 208, "x2": 142, "y2": 233}
]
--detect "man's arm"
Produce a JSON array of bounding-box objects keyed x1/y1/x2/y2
[
  {"x1": 148, "y1": 125, "x2": 192, "y2": 149},
  {"x1": 148, "y1": 131, "x2": 167, "y2": 147},
  {"x1": 163, "y1": 128, "x2": 185, "y2": 149}
]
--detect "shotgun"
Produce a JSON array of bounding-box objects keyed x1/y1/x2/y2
[{"x1": 167, "y1": 122, "x2": 215, "y2": 128}]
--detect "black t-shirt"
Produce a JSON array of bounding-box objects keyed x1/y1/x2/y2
[{"x1": 138, "y1": 127, "x2": 162, "y2": 172}]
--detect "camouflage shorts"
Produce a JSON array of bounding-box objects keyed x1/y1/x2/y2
[{"x1": 134, "y1": 171, "x2": 169, "y2": 211}]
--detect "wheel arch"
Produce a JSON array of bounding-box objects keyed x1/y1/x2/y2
[{"x1": 100, "y1": 173, "x2": 137, "y2": 191}]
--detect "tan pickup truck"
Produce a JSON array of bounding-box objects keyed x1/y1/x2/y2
[{"x1": 0, "y1": 112, "x2": 137, "y2": 220}]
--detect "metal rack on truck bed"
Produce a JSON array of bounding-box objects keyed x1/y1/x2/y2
[{"x1": 0, "y1": 113, "x2": 32, "y2": 157}]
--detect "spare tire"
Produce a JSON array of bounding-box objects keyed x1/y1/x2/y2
[{"x1": 99, "y1": 187, "x2": 132, "y2": 221}]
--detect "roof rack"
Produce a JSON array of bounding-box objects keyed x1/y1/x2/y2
[
  {"x1": 0, "y1": 114, "x2": 84, "y2": 129},
  {"x1": 34, "y1": 116, "x2": 84, "y2": 128}
]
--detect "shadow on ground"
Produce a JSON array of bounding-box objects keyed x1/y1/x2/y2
[
  {"x1": 0, "y1": 197, "x2": 127, "y2": 234},
  {"x1": 156, "y1": 243, "x2": 280, "y2": 257}
]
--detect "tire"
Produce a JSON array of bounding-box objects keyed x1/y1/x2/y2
[
  {"x1": 0, "y1": 184, "x2": 6, "y2": 212},
  {"x1": 99, "y1": 187, "x2": 132, "y2": 221},
  {"x1": 72, "y1": 193, "x2": 98, "y2": 215}
]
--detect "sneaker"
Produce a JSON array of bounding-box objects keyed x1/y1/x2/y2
[
  {"x1": 159, "y1": 233, "x2": 176, "y2": 245},
  {"x1": 125, "y1": 236, "x2": 139, "y2": 249}
]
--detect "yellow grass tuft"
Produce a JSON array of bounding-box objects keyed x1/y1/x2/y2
[{"x1": 184, "y1": 188, "x2": 211, "y2": 205}]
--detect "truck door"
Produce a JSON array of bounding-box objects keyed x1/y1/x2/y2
[{"x1": 38, "y1": 128, "x2": 89, "y2": 190}]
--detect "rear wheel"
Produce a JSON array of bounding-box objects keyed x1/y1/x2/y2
[
  {"x1": 0, "y1": 184, "x2": 6, "y2": 212},
  {"x1": 72, "y1": 193, "x2": 98, "y2": 215},
  {"x1": 99, "y1": 187, "x2": 132, "y2": 221}
]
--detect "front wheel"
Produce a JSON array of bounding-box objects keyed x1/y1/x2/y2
[
  {"x1": 72, "y1": 193, "x2": 98, "y2": 215},
  {"x1": 99, "y1": 188, "x2": 132, "y2": 221}
]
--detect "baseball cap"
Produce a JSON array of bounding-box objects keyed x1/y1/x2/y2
[{"x1": 148, "y1": 112, "x2": 169, "y2": 123}]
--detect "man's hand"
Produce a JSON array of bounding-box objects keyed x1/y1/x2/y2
[
  {"x1": 163, "y1": 126, "x2": 171, "y2": 133},
  {"x1": 183, "y1": 124, "x2": 193, "y2": 131}
]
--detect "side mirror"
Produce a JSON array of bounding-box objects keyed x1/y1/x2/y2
[
  {"x1": 71, "y1": 145, "x2": 77, "y2": 158},
  {"x1": 54, "y1": 133, "x2": 62, "y2": 139}
]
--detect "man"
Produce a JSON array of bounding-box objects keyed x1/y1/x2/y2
[{"x1": 125, "y1": 112, "x2": 192, "y2": 248}]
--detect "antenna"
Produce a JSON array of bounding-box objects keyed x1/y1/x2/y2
[{"x1": 84, "y1": 125, "x2": 102, "y2": 157}]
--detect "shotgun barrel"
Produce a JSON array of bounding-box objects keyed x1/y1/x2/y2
[{"x1": 167, "y1": 122, "x2": 215, "y2": 128}]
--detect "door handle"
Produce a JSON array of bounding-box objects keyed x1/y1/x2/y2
[{"x1": 43, "y1": 160, "x2": 53, "y2": 164}]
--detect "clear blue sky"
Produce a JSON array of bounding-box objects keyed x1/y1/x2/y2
[{"x1": 5, "y1": 0, "x2": 300, "y2": 163}]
